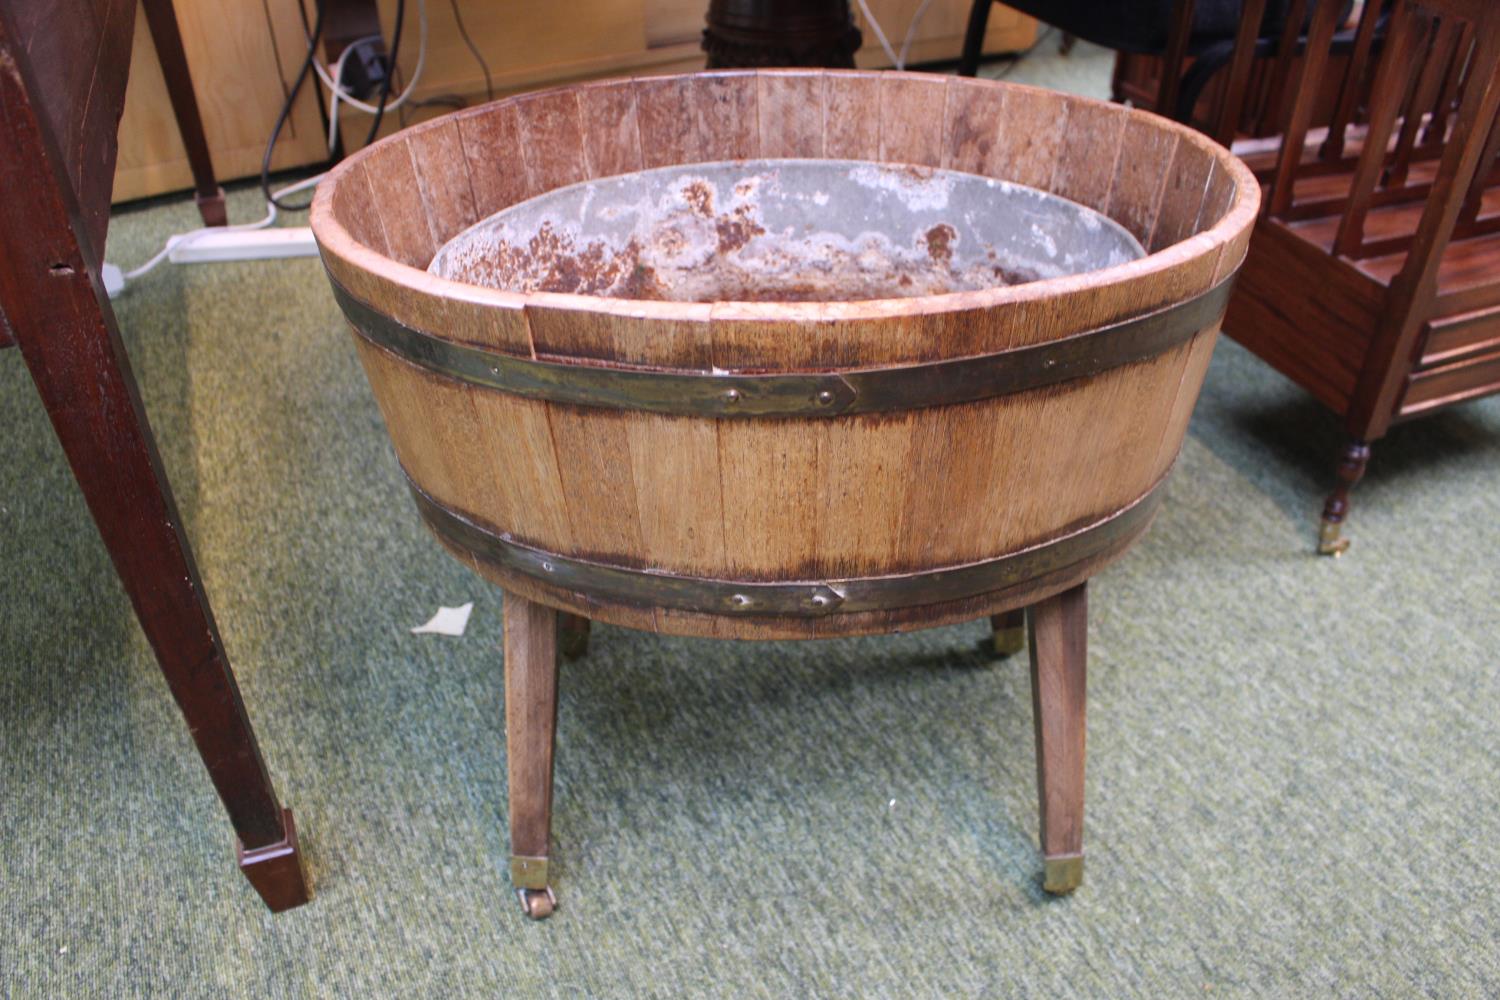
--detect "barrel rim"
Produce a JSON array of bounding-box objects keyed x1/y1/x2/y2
[{"x1": 310, "y1": 69, "x2": 1259, "y2": 328}]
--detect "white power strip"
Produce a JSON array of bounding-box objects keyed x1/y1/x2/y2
[{"x1": 166, "y1": 227, "x2": 319, "y2": 263}]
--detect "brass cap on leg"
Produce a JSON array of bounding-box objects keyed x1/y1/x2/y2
[
  {"x1": 1317, "y1": 519, "x2": 1349, "y2": 556},
  {"x1": 993, "y1": 626, "x2": 1026, "y2": 657},
  {"x1": 510, "y1": 855, "x2": 550, "y2": 891},
  {"x1": 1043, "y1": 854, "x2": 1084, "y2": 895}
]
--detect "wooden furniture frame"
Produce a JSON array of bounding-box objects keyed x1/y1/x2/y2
[
  {"x1": 312, "y1": 68, "x2": 1257, "y2": 918},
  {"x1": 1217, "y1": 0, "x2": 1500, "y2": 552},
  {"x1": 0, "y1": 1, "x2": 309, "y2": 910}
]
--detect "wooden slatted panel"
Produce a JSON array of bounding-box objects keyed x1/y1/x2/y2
[
  {"x1": 1333, "y1": 5, "x2": 1434, "y2": 257},
  {"x1": 1387, "y1": 18, "x2": 1465, "y2": 188},
  {"x1": 1320, "y1": 0, "x2": 1385, "y2": 161},
  {"x1": 1267, "y1": 0, "x2": 1347, "y2": 218}
]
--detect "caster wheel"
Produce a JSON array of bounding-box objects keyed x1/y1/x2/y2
[{"x1": 517, "y1": 886, "x2": 557, "y2": 920}]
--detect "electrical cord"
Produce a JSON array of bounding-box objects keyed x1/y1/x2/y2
[
  {"x1": 293, "y1": 0, "x2": 337, "y2": 158},
  {"x1": 448, "y1": 0, "x2": 493, "y2": 102},
  {"x1": 856, "y1": 0, "x2": 900, "y2": 67},
  {"x1": 327, "y1": 33, "x2": 384, "y2": 154},
  {"x1": 262, "y1": 0, "x2": 326, "y2": 211},
  {"x1": 115, "y1": 173, "x2": 325, "y2": 287},
  {"x1": 362, "y1": 0, "x2": 406, "y2": 146},
  {"x1": 311, "y1": 0, "x2": 428, "y2": 116},
  {"x1": 896, "y1": 0, "x2": 938, "y2": 70},
  {"x1": 854, "y1": 0, "x2": 937, "y2": 71}
]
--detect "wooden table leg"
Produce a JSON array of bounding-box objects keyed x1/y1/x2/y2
[
  {"x1": 12, "y1": 293, "x2": 311, "y2": 911},
  {"x1": 989, "y1": 608, "x2": 1025, "y2": 657},
  {"x1": 140, "y1": 0, "x2": 226, "y2": 226},
  {"x1": 1318, "y1": 439, "x2": 1371, "y2": 557},
  {"x1": 504, "y1": 592, "x2": 560, "y2": 919},
  {"x1": 1027, "y1": 582, "x2": 1087, "y2": 895},
  {"x1": 0, "y1": 52, "x2": 308, "y2": 910}
]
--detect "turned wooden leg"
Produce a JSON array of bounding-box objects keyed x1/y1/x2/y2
[
  {"x1": 989, "y1": 608, "x2": 1025, "y2": 657},
  {"x1": 557, "y1": 612, "x2": 591, "y2": 661},
  {"x1": 1027, "y1": 582, "x2": 1087, "y2": 895},
  {"x1": 1318, "y1": 440, "x2": 1371, "y2": 556},
  {"x1": 504, "y1": 592, "x2": 560, "y2": 919}
]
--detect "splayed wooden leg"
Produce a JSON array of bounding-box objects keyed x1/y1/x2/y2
[
  {"x1": 1028, "y1": 583, "x2": 1088, "y2": 895},
  {"x1": 504, "y1": 592, "x2": 560, "y2": 919}
]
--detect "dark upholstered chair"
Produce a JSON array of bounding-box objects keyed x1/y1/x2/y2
[{"x1": 959, "y1": 1, "x2": 1347, "y2": 128}]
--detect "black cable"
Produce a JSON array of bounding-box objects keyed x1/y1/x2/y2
[
  {"x1": 449, "y1": 0, "x2": 494, "y2": 102},
  {"x1": 293, "y1": 0, "x2": 339, "y2": 162},
  {"x1": 262, "y1": 0, "x2": 326, "y2": 212},
  {"x1": 362, "y1": 0, "x2": 406, "y2": 147}
]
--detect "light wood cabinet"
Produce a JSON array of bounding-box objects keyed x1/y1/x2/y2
[
  {"x1": 114, "y1": 1, "x2": 1037, "y2": 204},
  {"x1": 371, "y1": 0, "x2": 1037, "y2": 104},
  {"x1": 113, "y1": 0, "x2": 327, "y2": 204}
]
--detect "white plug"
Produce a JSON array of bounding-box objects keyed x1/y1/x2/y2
[{"x1": 101, "y1": 263, "x2": 126, "y2": 299}]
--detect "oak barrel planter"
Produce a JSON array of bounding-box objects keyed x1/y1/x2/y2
[{"x1": 310, "y1": 69, "x2": 1258, "y2": 919}]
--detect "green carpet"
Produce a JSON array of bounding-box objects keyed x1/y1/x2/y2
[{"x1": 5, "y1": 57, "x2": 1500, "y2": 1000}]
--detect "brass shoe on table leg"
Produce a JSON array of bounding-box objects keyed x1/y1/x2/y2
[
  {"x1": 990, "y1": 610, "x2": 1026, "y2": 657},
  {"x1": 511, "y1": 855, "x2": 556, "y2": 919},
  {"x1": 993, "y1": 624, "x2": 1026, "y2": 657},
  {"x1": 1317, "y1": 517, "x2": 1350, "y2": 557},
  {"x1": 1043, "y1": 853, "x2": 1084, "y2": 895}
]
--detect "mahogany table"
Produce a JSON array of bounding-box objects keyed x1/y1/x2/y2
[{"x1": 0, "y1": 0, "x2": 310, "y2": 911}]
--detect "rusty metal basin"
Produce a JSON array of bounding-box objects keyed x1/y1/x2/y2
[{"x1": 428, "y1": 159, "x2": 1145, "y2": 302}]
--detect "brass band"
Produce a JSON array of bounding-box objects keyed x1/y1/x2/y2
[
  {"x1": 408, "y1": 473, "x2": 1166, "y2": 617},
  {"x1": 331, "y1": 273, "x2": 1234, "y2": 419}
]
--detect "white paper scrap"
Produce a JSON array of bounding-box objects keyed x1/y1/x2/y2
[{"x1": 411, "y1": 602, "x2": 474, "y2": 637}]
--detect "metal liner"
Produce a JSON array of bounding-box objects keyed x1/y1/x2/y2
[
  {"x1": 408, "y1": 473, "x2": 1166, "y2": 617},
  {"x1": 331, "y1": 272, "x2": 1234, "y2": 418}
]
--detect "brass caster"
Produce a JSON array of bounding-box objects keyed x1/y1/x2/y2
[
  {"x1": 992, "y1": 625, "x2": 1025, "y2": 657},
  {"x1": 989, "y1": 611, "x2": 1026, "y2": 658},
  {"x1": 1043, "y1": 854, "x2": 1084, "y2": 895},
  {"x1": 1317, "y1": 519, "x2": 1349, "y2": 557},
  {"x1": 517, "y1": 886, "x2": 557, "y2": 920}
]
